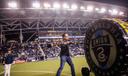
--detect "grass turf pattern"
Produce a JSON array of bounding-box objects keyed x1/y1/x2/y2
[{"x1": 0, "y1": 56, "x2": 95, "y2": 76}]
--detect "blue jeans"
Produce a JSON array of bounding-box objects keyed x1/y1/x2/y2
[{"x1": 56, "y1": 56, "x2": 76, "y2": 76}]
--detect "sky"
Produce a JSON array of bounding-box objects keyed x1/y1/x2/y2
[{"x1": 84, "y1": 0, "x2": 128, "y2": 8}]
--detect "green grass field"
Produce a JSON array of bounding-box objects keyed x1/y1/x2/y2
[{"x1": 0, "y1": 56, "x2": 95, "y2": 76}]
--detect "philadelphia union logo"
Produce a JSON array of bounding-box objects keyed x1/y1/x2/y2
[{"x1": 89, "y1": 30, "x2": 117, "y2": 69}]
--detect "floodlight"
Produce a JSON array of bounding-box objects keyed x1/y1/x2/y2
[
  {"x1": 87, "y1": 5, "x2": 93, "y2": 12},
  {"x1": 71, "y1": 4, "x2": 78, "y2": 10},
  {"x1": 32, "y1": 1, "x2": 40, "y2": 8},
  {"x1": 119, "y1": 11, "x2": 124, "y2": 15},
  {"x1": 95, "y1": 8, "x2": 100, "y2": 11},
  {"x1": 44, "y1": 3, "x2": 51, "y2": 8},
  {"x1": 63, "y1": 3, "x2": 69, "y2": 9},
  {"x1": 8, "y1": 1, "x2": 17, "y2": 8},
  {"x1": 80, "y1": 6, "x2": 85, "y2": 10},
  {"x1": 99, "y1": 8, "x2": 106, "y2": 13},
  {"x1": 112, "y1": 9, "x2": 118, "y2": 15},
  {"x1": 53, "y1": 2, "x2": 61, "y2": 9},
  {"x1": 108, "y1": 9, "x2": 112, "y2": 13}
]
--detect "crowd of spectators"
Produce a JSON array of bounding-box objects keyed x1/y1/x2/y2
[{"x1": 0, "y1": 39, "x2": 85, "y2": 63}]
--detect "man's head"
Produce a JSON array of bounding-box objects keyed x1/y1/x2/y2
[
  {"x1": 62, "y1": 33, "x2": 69, "y2": 41},
  {"x1": 8, "y1": 48, "x2": 12, "y2": 54}
]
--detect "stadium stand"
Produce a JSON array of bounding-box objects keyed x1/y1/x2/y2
[{"x1": 0, "y1": 39, "x2": 85, "y2": 63}]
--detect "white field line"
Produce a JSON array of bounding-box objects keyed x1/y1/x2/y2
[{"x1": 12, "y1": 70, "x2": 56, "y2": 73}]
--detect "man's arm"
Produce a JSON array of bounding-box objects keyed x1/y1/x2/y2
[
  {"x1": 68, "y1": 41, "x2": 77, "y2": 45},
  {"x1": 2, "y1": 54, "x2": 6, "y2": 65},
  {"x1": 2, "y1": 59, "x2": 5, "y2": 65}
]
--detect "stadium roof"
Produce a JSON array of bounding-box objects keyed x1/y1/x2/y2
[{"x1": 0, "y1": 0, "x2": 128, "y2": 8}]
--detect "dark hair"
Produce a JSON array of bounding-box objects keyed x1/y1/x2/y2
[{"x1": 62, "y1": 33, "x2": 68, "y2": 37}]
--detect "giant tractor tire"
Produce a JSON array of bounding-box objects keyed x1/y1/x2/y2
[{"x1": 84, "y1": 19, "x2": 128, "y2": 76}]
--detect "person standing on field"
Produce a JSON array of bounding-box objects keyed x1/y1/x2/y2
[
  {"x1": 56, "y1": 33, "x2": 76, "y2": 76},
  {"x1": 3, "y1": 48, "x2": 14, "y2": 76}
]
